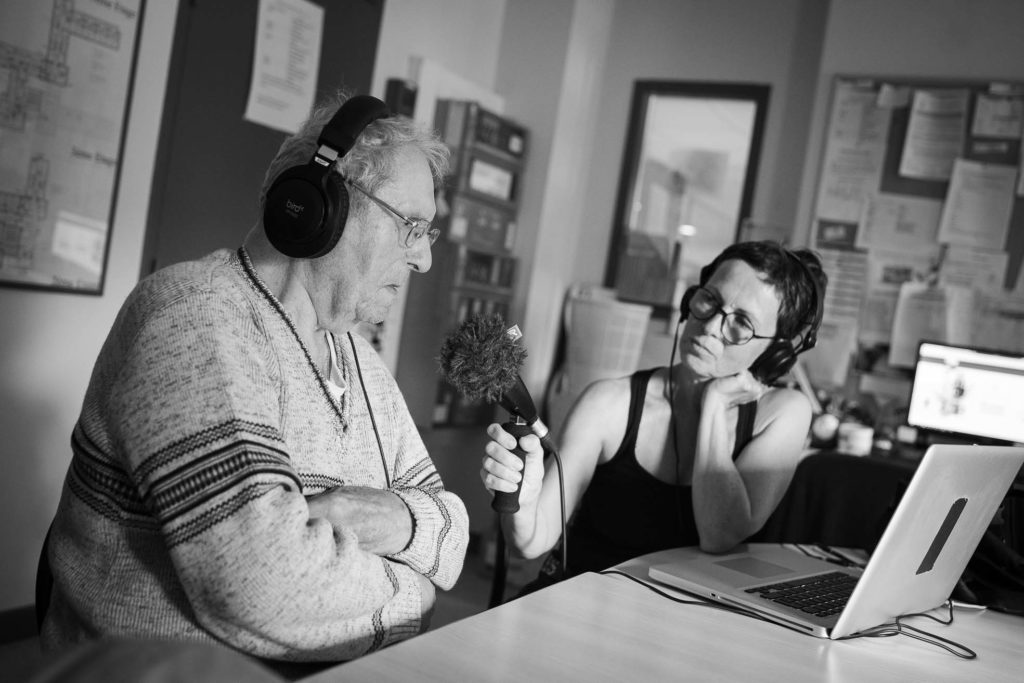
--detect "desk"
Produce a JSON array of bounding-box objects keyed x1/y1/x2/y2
[{"x1": 305, "y1": 548, "x2": 1024, "y2": 682}]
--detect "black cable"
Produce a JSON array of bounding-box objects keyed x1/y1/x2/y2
[
  {"x1": 791, "y1": 543, "x2": 866, "y2": 569},
  {"x1": 489, "y1": 439, "x2": 568, "y2": 607},
  {"x1": 549, "y1": 443, "x2": 568, "y2": 574},
  {"x1": 348, "y1": 333, "x2": 390, "y2": 488},
  {"x1": 600, "y1": 569, "x2": 767, "y2": 619},
  {"x1": 668, "y1": 319, "x2": 685, "y2": 531},
  {"x1": 837, "y1": 601, "x2": 977, "y2": 659},
  {"x1": 489, "y1": 526, "x2": 508, "y2": 608},
  {"x1": 606, "y1": 568, "x2": 977, "y2": 658}
]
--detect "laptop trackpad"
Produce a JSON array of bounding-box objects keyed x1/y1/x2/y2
[{"x1": 715, "y1": 557, "x2": 794, "y2": 579}]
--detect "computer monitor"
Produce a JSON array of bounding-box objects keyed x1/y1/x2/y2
[{"x1": 906, "y1": 340, "x2": 1024, "y2": 446}]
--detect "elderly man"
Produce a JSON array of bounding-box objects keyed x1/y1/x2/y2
[{"x1": 41, "y1": 91, "x2": 468, "y2": 667}]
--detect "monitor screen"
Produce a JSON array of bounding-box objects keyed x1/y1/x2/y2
[{"x1": 907, "y1": 341, "x2": 1024, "y2": 445}]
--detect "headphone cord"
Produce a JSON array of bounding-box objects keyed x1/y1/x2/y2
[
  {"x1": 348, "y1": 332, "x2": 391, "y2": 488},
  {"x1": 490, "y1": 438, "x2": 567, "y2": 607},
  {"x1": 550, "y1": 443, "x2": 568, "y2": 574},
  {"x1": 669, "y1": 319, "x2": 685, "y2": 532}
]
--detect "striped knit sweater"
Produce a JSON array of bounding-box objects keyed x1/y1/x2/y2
[{"x1": 41, "y1": 248, "x2": 468, "y2": 662}]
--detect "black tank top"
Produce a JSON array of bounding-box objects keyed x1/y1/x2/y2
[{"x1": 563, "y1": 368, "x2": 756, "y2": 576}]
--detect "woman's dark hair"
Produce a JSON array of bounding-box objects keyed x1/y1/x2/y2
[{"x1": 698, "y1": 240, "x2": 827, "y2": 342}]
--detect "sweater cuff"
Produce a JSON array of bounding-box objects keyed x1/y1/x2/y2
[
  {"x1": 389, "y1": 488, "x2": 440, "y2": 575},
  {"x1": 373, "y1": 561, "x2": 423, "y2": 650}
]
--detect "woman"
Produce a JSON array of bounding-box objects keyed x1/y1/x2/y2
[{"x1": 480, "y1": 241, "x2": 827, "y2": 590}]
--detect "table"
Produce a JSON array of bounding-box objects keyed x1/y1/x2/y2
[{"x1": 304, "y1": 548, "x2": 1024, "y2": 682}]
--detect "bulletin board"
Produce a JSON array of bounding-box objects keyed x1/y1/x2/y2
[{"x1": 802, "y1": 75, "x2": 1024, "y2": 393}]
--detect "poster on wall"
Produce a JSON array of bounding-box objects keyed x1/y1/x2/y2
[{"x1": 0, "y1": 0, "x2": 144, "y2": 295}]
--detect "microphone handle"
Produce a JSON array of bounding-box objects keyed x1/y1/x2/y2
[{"x1": 491, "y1": 420, "x2": 534, "y2": 514}]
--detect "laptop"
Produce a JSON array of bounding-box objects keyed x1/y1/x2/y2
[{"x1": 647, "y1": 444, "x2": 1024, "y2": 639}]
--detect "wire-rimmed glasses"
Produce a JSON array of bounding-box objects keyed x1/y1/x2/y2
[
  {"x1": 345, "y1": 179, "x2": 440, "y2": 247},
  {"x1": 687, "y1": 287, "x2": 779, "y2": 345}
]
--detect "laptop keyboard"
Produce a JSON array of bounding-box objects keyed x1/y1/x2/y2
[{"x1": 745, "y1": 571, "x2": 859, "y2": 617}]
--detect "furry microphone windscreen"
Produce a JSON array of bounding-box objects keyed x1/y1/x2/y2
[{"x1": 438, "y1": 313, "x2": 527, "y2": 404}]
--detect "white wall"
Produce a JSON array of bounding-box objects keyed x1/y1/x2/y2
[
  {"x1": 494, "y1": 0, "x2": 615, "y2": 394},
  {"x1": 370, "y1": 0, "x2": 507, "y2": 97},
  {"x1": 0, "y1": 1, "x2": 179, "y2": 611}
]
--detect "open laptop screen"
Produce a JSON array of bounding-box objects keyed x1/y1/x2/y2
[{"x1": 907, "y1": 341, "x2": 1024, "y2": 445}]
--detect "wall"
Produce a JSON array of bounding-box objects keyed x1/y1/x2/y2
[
  {"x1": 0, "y1": 1, "x2": 179, "y2": 610},
  {"x1": 493, "y1": 0, "x2": 615, "y2": 393},
  {"x1": 370, "y1": 0, "x2": 506, "y2": 96}
]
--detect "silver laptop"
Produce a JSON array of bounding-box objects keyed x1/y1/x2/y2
[{"x1": 648, "y1": 445, "x2": 1024, "y2": 639}]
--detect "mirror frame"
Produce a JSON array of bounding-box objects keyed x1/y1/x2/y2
[{"x1": 604, "y1": 80, "x2": 771, "y2": 318}]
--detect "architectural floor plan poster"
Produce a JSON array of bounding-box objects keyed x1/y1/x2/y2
[{"x1": 0, "y1": 0, "x2": 142, "y2": 293}]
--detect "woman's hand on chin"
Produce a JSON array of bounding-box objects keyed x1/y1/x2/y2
[{"x1": 704, "y1": 370, "x2": 767, "y2": 408}]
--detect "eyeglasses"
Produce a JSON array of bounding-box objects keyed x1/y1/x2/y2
[
  {"x1": 345, "y1": 179, "x2": 440, "y2": 247},
  {"x1": 687, "y1": 287, "x2": 779, "y2": 345}
]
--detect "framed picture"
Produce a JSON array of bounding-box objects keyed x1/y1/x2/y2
[
  {"x1": 0, "y1": 0, "x2": 145, "y2": 294},
  {"x1": 606, "y1": 80, "x2": 770, "y2": 317}
]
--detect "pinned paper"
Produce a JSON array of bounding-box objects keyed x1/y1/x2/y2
[
  {"x1": 899, "y1": 89, "x2": 969, "y2": 181},
  {"x1": 243, "y1": 0, "x2": 323, "y2": 134},
  {"x1": 889, "y1": 283, "x2": 974, "y2": 367},
  {"x1": 937, "y1": 159, "x2": 1017, "y2": 250}
]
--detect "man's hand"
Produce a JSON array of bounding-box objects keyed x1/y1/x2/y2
[{"x1": 306, "y1": 486, "x2": 413, "y2": 556}]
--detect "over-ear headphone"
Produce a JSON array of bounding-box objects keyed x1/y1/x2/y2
[
  {"x1": 678, "y1": 249, "x2": 824, "y2": 384},
  {"x1": 263, "y1": 95, "x2": 391, "y2": 258}
]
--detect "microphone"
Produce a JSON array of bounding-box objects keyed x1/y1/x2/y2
[{"x1": 438, "y1": 313, "x2": 554, "y2": 513}]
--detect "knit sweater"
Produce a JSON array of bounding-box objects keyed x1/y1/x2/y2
[{"x1": 41, "y1": 248, "x2": 469, "y2": 662}]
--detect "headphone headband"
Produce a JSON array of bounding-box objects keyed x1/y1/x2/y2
[
  {"x1": 319, "y1": 94, "x2": 392, "y2": 157},
  {"x1": 786, "y1": 250, "x2": 823, "y2": 354}
]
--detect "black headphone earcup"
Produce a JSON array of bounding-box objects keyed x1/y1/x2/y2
[
  {"x1": 264, "y1": 165, "x2": 347, "y2": 258},
  {"x1": 750, "y1": 340, "x2": 797, "y2": 385},
  {"x1": 264, "y1": 95, "x2": 389, "y2": 259}
]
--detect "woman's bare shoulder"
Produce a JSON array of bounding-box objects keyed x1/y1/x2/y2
[
  {"x1": 755, "y1": 385, "x2": 813, "y2": 426},
  {"x1": 564, "y1": 373, "x2": 640, "y2": 435}
]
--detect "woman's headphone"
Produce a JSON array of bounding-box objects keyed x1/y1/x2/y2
[
  {"x1": 679, "y1": 249, "x2": 824, "y2": 384},
  {"x1": 263, "y1": 95, "x2": 390, "y2": 258}
]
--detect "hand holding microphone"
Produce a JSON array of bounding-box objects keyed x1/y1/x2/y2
[
  {"x1": 438, "y1": 313, "x2": 554, "y2": 513},
  {"x1": 439, "y1": 313, "x2": 569, "y2": 598},
  {"x1": 481, "y1": 423, "x2": 545, "y2": 513}
]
